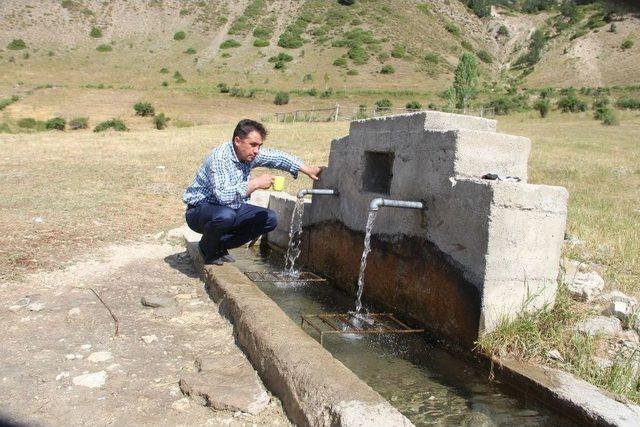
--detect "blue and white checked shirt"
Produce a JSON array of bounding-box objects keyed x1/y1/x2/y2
[{"x1": 183, "y1": 141, "x2": 302, "y2": 209}]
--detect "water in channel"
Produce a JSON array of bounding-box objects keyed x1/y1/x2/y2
[
  {"x1": 282, "y1": 196, "x2": 306, "y2": 278},
  {"x1": 232, "y1": 247, "x2": 576, "y2": 426},
  {"x1": 355, "y1": 210, "x2": 378, "y2": 313}
]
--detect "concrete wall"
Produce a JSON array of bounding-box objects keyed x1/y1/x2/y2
[{"x1": 267, "y1": 112, "x2": 568, "y2": 344}]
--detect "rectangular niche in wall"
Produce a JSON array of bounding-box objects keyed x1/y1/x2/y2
[{"x1": 362, "y1": 151, "x2": 394, "y2": 194}]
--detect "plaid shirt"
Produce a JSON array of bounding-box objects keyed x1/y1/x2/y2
[{"x1": 183, "y1": 141, "x2": 302, "y2": 209}]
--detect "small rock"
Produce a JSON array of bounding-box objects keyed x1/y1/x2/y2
[
  {"x1": 106, "y1": 363, "x2": 120, "y2": 372},
  {"x1": 8, "y1": 305, "x2": 23, "y2": 313},
  {"x1": 65, "y1": 353, "x2": 84, "y2": 360},
  {"x1": 575, "y1": 316, "x2": 622, "y2": 337},
  {"x1": 561, "y1": 259, "x2": 605, "y2": 302},
  {"x1": 141, "y1": 335, "x2": 158, "y2": 344},
  {"x1": 175, "y1": 293, "x2": 192, "y2": 301},
  {"x1": 32, "y1": 216, "x2": 44, "y2": 223},
  {"x1": 564, "y1": 234, "x2": 584, "y2": 245},
  {"x1": 67, "y1": 307, "x2": 81, "y2": 317},
  {"x1": 154, "y1": 231, "x2": 165, "y2": 240},
  {"x1": 156, "y1": 165, "x2": 166, "y2": 170},
  {"x1": 141, "y1": 296, "x2": 173, "y2": 308},
  {"x1": 593, "y1": 356, "x2": 613, "y2": 370},
  {"x1": 166, "y1": 226, "x2": 188, "y2": 241},
  {"x1": 596, "y1": 291, "x2": 638, "y2": 307},
  {"x1": 80, "y1": 344, "x2": 92, "y2": 350},
  {"x1": 72, "y1": 371, "x2": 107, "y2": 388},
  {"x1": 546, "y1": 349, "x2": 564, "y2": 362},
  {"x1": 55, "y1": 372, "x2": 70, "y2": 381},
  {"x1": 27, "y1": 302, "x2": 45, "y2": 312},
  {"x1": 87, "y1": 351, "x2": 112, "y2": 363},
  {"x1": 603, "y1": 301, "x2": 632, "y2": 321},
  {"x1": 16, "y1": 297, "x2": 31, "y2": 307},
  {"x1": 171, "y1": 397, "x2": 191, "y2": 412}
]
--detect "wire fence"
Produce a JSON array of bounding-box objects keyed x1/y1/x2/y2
[{"x1": 273, "y1": 104, "x2": 496, "y2": 123}]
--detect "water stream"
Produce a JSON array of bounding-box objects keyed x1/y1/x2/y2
[
  {"x1": 283, "y1": 196, "x2": 306, "y2": 278},
  {"x1": 233, "y1": 247, "x2": 575, "y2": 426},
  {"x1": 355, "y1": 210, "x2": 378, "y2": 313}
]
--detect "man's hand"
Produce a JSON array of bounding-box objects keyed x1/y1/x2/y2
[
  {"x1": 299, "y1": 165, "x2": 325, "y2": 181},
  {"x1": 247, "y1": 173, "x2": 274, "y2": 195}
]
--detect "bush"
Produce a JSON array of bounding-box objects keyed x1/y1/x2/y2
[
  {"x1": 159, "y1": 67, "x2": 169, "y2": 74},
  {"x1": 69, "y1": 117, "x2": 88, "y2": 130},
  {"x1": 514, "y1": 29, "x2": 548, "y2": 68},
  {"x1": 17, "y1": 118, "x2": 37, "y2": 129},
  {"x1": 134, "y1": 102, "x2": 155, "y2": 117},
  {"x1": 173, "y1": 71, "x2": 186, "y2": 83},
  {"x1": 268, "y1": 52, "x2": 293, "y2": 63},
  {"x1": 96, "y1": 44, "x2": 112, "y2": 52},
  {"x1": 558, "y1": 95, "x2": 587, "y2": 113},
  {"x1": 217, "y1": 82, "x2": 230, "y2": 93},
  {"x1": 253, "y1": 38, "x2": 269, "y2": 47},
  {"x1": 380, "y1": 64, "x2": 395, "y2": 74},
  {"x1": 616, "y1": 97, "x2": 640, "y2": 110},
  {"x1": 338, "y1": 0, "x2": 355, "y2": 5},
  {"x1": 622, "y1": 38, "x2": 634, "y2": 50},
  {"x1": 497, "y1": 25, "x2": 509, "y2": 37},
  {"x1": 333, "y1": 57, "x2": 347, "y2": 67},
  {"x1": 45, "y1": 117, "x2": 66, "y2": 131},
  {"x1": 375, "y1": 98, "x2": 392, "y2": 109},
  {"x1": 406, "y1": 101, "x2": 422, "y2": 110},
  {"x1": 593, "y1": 98, "x2": 618, "y2": 125},
  {"x1": 274, "y1": 91, "x2": 289, "y2": 105},
  {"x1": 424, "y1": 52, "x2": 440, "y2": 64},
  {"x1": 94, "y1": 118, "x2": 127, "y2": 132},
  {"x1": 7, "y1": 39, "x2": 27, "y2": 50},
  {"x1": 253, "y1": 26, "x2": 271, "y2": 39},
  {"x1": 445, "y1": 22, "x2": 461, "y2": 37},
  {"x1": 173, "y1": 31, "x2": 186, "y2": 41},
  {"x1": 230, "y1": 87, "x2": 256, "y2": 98},
  {"x1": 184, "y1": 47, "x2": 196, "y2": 54},
  {"x1": 390, "y1": 44, "x2": 406, "y2": 59},
  {"x1": 534, "y1": 98, "x2": 551, "y2": 118},
  {"x1": 220, "y1": 39, "x2": 241, "y2": 49},
  {"x1": 153, "y1": 113, "x2": 170, "y2": 130},
  {"x1": 348, "y1": 46, "x2": 369, "y2": 64},
  {"x1": 90, "y1": 27, "x2": 102, "y2": 38},
  {"x1": 477, "y1": 49, "x2": 493, "y2": 64}
]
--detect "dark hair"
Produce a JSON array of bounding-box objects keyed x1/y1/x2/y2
[{"x1": 232, "y1": 119, "x2": 267, "y2": 141}]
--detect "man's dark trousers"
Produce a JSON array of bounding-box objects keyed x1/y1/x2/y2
[{"x1": 185, "y1": 202, "x2": 278, "y2": 261}]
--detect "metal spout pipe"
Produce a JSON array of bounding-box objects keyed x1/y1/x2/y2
[
  {"x1": 369, "y1": 197, "x2": 425, "y2": 212},
  {"x1": 297, "y1": 188, "x2": 339, "y2": 198}
]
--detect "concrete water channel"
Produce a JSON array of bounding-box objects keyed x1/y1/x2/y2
[{"x1": 232, "y1": 245, "x2": 574, "y2": 426}]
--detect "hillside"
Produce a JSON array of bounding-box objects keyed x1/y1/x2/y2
[{"x1": 0, "y1": 0, "x2": 639, "y2": 126}]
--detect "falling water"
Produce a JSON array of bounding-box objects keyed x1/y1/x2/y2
[
  {"x1": 355, "y1": 210, "x2": 378, "y2": 313},
  {"x1": 283, "y1": 196, "x2": 306, "y2": 278}
]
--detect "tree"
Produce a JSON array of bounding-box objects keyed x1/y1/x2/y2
[{"x1": 452, "y1": 53, "x2": 479, "y2": 109}]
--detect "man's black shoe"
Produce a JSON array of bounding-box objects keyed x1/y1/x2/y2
[
  {"x1": 220, "y1": 249, "x2": 236, "y2": 263},
  {"x1": 204, "y1": 256, "x2": 224, "y2": 266}
]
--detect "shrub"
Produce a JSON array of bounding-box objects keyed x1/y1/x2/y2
[
  {"x1": 217, "y1": 82, "x2": 230, "y2": 93},
  {"x1": 424, "y1": 52, "x2": 440, "y2": 64},
  {"x1": 184, "y1": 47, "x2": 196, "y2": 54},
  {"x1": 69, "y1": 117, "x2": 88, "y2": 130},
  {"x1": 278, "y1": 31, "x2": 304, "y2": 48},
  {"x1": 622, "y1": 38, "x2": 634, "y2": 50},
  {"x1": 268, "y1": 52, "x2": 293, "y2": 63},
  {"x1": 96, "y1": 44, "x2": 112, "y2": 52},
  {"x1": 477, "y1": 50, "x2": 493, "y2": 64},
  {"x1": 534, "y1": 98, "x2": 551, "y2": 118},
  {"x1": 134, "y1": 102, "x2": 155, "y2": 117},
  {"x1": 380, "y1": 64, "x2": 395, "y2": 74},
  {"x1": 274, "y1": 91, "x2": 289, "y2": 105},
  {"x1": 94, "y1": 118, "x2": 127, "y2": 132},
  {"x1": 173, "y1": 31, "x2": 186, "y2": 41},
  {"x1": 375, "y1": 98, "x2": 392, "y2": 109},
  {"x1": 161, "y1": 81, "x2": 169, "y2": 87},
  {"x1": 153, "y1": 113, "x2": 170, "y2": 130},
  {"x1": 253, "y1": 26, "x2": 271, "y2": 39},
  {"x1": 445, "y1": 22, "x2": 461, "y2": 37},
  {"x1": 253, "y1": 38, "x2": 269, "y2": 47},
  {"x1": 390, "y1": 44, "x2": 406, "y2": 59},
  {"x1": 615, "y1": 97, "x2": 640, "y2": 110},
  {"x1": 45, "y1": 117, "x2": 66, "y2": 131},
  {"x1": 497, "y1": 25, "x2": 509, "y2": 37},
  {"x1": 593, "y1": 98, "x2": 618, "y2": 125},
  {"x1": 348, "y1": 46, "x2": 369, "y2": 65},
  {"x1": 514, "y1": 29, "x2": 548, "y2": 68},
  {"x1": 90, "y1": 27, "x2": 102, "y2": 38},
  {"x1": 461, "y1": 40, "x2": 473, "y2": 51},
  {"x1": 159, "y1": 67, "x2": 169, "y2": 74},
  {"x1": 17, "y1": 118, "x2": 37, "y2": 129},
  {"x1": 406, "y1": 101, "x2": 422, "y2": 110},
  {"x1": 7, "y1": 39, "x2": 27, "y2": 50},
  {"x1": 338, "y1": 0, "x2": 355, "y2": 5},
  {"x1": 220, "y1": 39, "x2": 241, "y2": 49},
  {"x1": 173, "y1": 71, "x2": 186, "y2": 83},
  {"x1": 274, "y1": 60, "x2": 286, "y2": 69},
  {"x1": 557, "y1": 95, "x2": 587, "y2": 112},
  {"x1": 333, "y1": 57, "x2": 347, "y2": 67}
]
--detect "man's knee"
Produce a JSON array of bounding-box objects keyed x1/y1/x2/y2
[
  {"x1": 265, "y1": 209, "x2": 278, "y2": 232},
  {"x1": 210, "y1": 207, "x2": 236, "y2": 228}
]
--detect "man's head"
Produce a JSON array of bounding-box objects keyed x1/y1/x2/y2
[{"x1": 232, "y1": 119, "x2": 268, "y2": 163}]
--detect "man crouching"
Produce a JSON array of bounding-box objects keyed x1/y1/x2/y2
[{"x1": 183, "y1": 119, "x2": 323, "y2": 265}]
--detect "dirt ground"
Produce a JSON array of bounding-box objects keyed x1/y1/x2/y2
[{"x1": 0, "y1": 234, "x2": 290, "y2": 426}]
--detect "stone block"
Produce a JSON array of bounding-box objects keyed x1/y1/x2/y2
[{"x1": 266, "y1": 192, "x2": 310, "y2": 249}]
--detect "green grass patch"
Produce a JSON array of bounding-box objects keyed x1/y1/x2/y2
[
  {"x1": 94, "y1": 119, "x2": 127, "y2": 132},
  {"x1": 7, "y1": 39, "x2": 27, "y2": 50},
  {"x1": 89, "y1": 27, "x2": 102, "y2": 38},
  {"x1": 253, "y1": 38, "x2": 269, "y2": 47},
  {"x1": 184, "y1": 47, "x2": 196, "y2": 54},
  {"x1": 220, "y1": 39, "x2": 241, "y2": 49},
  {"x1": 96, "y1": 44, "x2": 112, "y2": 52},
  {"x1": 45, "y1": 117, "x2": 66, "y2": 131}
]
